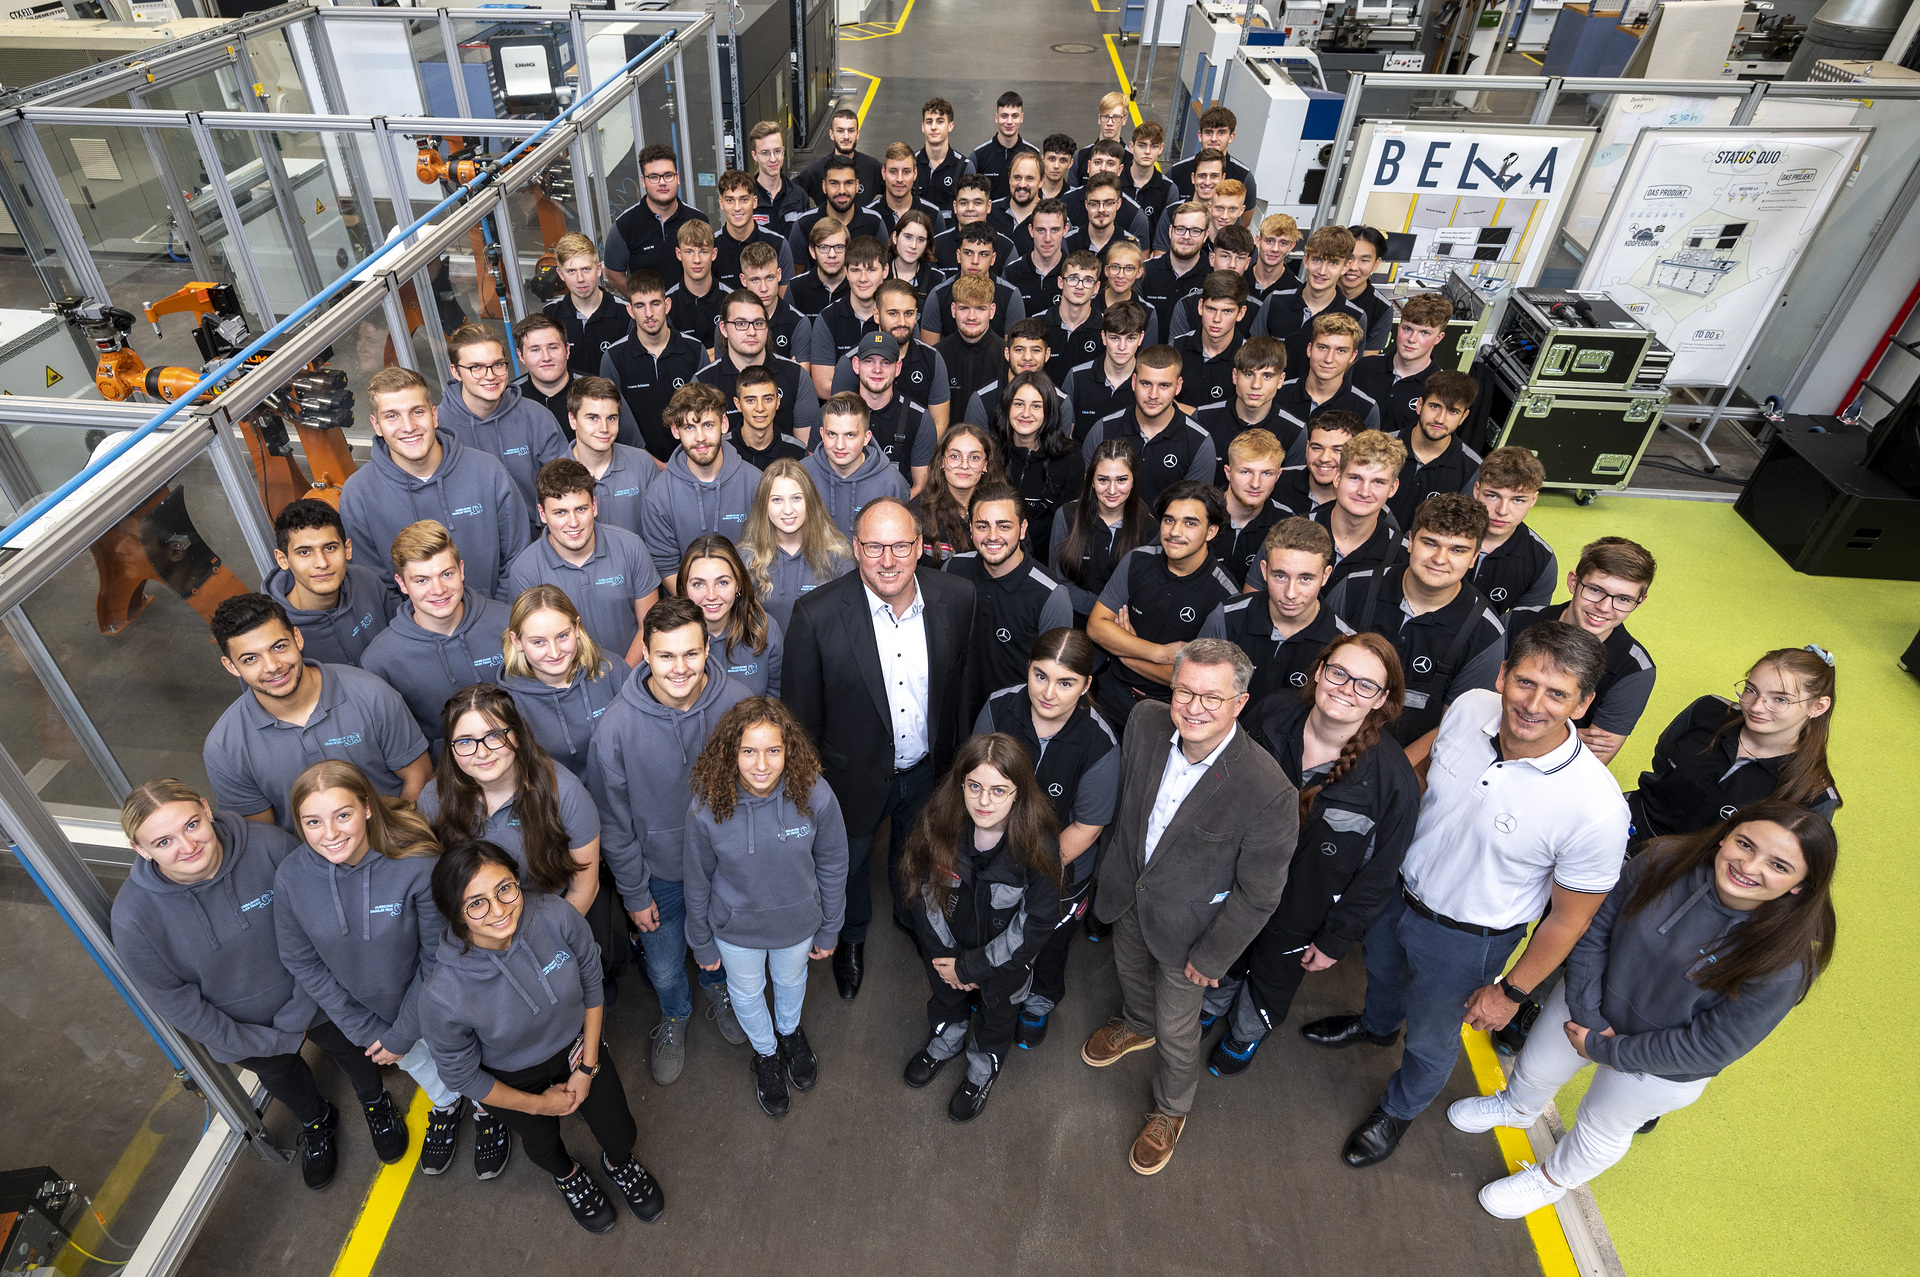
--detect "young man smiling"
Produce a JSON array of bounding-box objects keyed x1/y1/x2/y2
[
  {"x1": 666, "y1": 219, "x2": 732, "y2": 350},
  {"x1": 936, "y1": 273, "x2": 1006, "y2": 417},
  {"x1": 788, "y1": 220, "x2": 849, "y2": 322},
  {"x1": 989, "y1": 151, "x2": 1046, "y2": 248},
  {"x1": 1138, "y1": 202, "x2": 1211, "y2": 337},
  {"x1": 1193, "y1": 336, "x2": 1290, "y2": 484},
  {"x1": 507, "y1": 458, "x2": 662, "y2": 667},
  {"x1": 828, "y1": 279, "x2": 953, "y2": 433},
  {"x1": 1063, "y1": 300, "x2": 1147, "y2": 440},
  {"x1": 1252, "y1": 225, "x2": 1367, "y2": 374},
  {"x1": 696, "y1": 291, "x2": 820, "y2": 447},
  {"x1": 1080, "y1": 345, "x2": 1216, "y2": 506},
  {"x1": 1171, "y1": 271, "x2": 1248, "y2": 416},
  {"x1": 1387, "y1": 368, "x2": 1482, "y2": 529},
  {"x1": 1312, "y1": 427, "x2": 1405, "y2": 589},
  {"x1": 727, "y1": 364, "x2": 809, "y2": 471},
  {"x1": 1201, "y1": 516, "x2": 1354, "y2": 703},
  {"x1": 971, "y1": 90, "x2": 1040, "y2": 203},
  {"x1": 1467, "y1": 446, "x2": 1557, "y2": 616},
  {"x1": 1207, "y1": 429, "x2": 1287, "y2": 589},
  {"x1": 599, "y1": 271, "x2": 709, "y2": 462},
  {"x1": 1325, "y1": 492, "x2": 1506, "y2": 751},
  {"x1": 1353, "y1": 291, "x2": 1454, "y2": 436},
  {"x1": 1166, "y1": 107, "x2": 1257, "y2": 212},
  {"x1": 1064, "y1": 142, "x2": 1152, "y2": 245},
  {"x1": 265, "y1": 498, "x2": 391, "y2": 666},
  {"x1": 1246, "y1": 213, "x2": 1301, "y2": 308},
  {"x1": 924, "y1": 222, "x2": 1027, "y2": 343},
  {"x1": 1272, "y1": 312, "x2": 1381, "y2": 437},
  {"x1": 790, "y1": 155, "x2": 886, "y2": 275},
  {"x1": 512, "y1": 313, "x2": 574, "y2": 437},
  {"x1": 796, "y1": 107, "x2": 883, "y2": 207},
  {"x1": 1124, "y1": 123, "x2": 1175, "y2": 244},
  {"x1": 713, "y1": 168, "x2": 795, "y2": 291},
  {"x1": 962, "y1": 318, "x2": 1073, "y2": 430},
  {"x1": 807, "y1": 234, "x2": 890, "y2": 397},
  {"x1": 640, "y1": 382, "x2": 763, "y2": 589},
  {"x1": 803, "y1": 391, "x2": 910, "y2": 537},
  {"x1": 1271, "y1": 409, "x2": 1359, "y2": 517},
  {"x1": 1039, "y1": 248, "x2": 1105, "y2": 385},
  {"x1": 944, "y1": 480, "x2": 1074, "y2": 724},
  {"x1": 914, "y1": 96, "x2": 969, "y2": 209},
  {"x1": 435, "y1": 322, "x2": 570, "y2": 525},
  {"x1": 566, "y1": 374, "x2": 654, "y2": 537},
  {"x1": 848, "y1": 331, "x2": 938, "y2": 495},
  {"x1": 746, "y1": 120, "x2": 808, "y2": 235},
  {"x1": 604, "y1": 143, "x2": 708, "y2": 296},
  {"x1": 736, "y1": 241, "x2": 810, "y2": 363},
  {"x1": 931, "y1": 176, "x2": 1018, "y2": 278},
  {"x1": 868, "y1": 141, "x2": 942, "y2": 238},
  {"x1": 1166, "y1": 226, "x2": 1256, "y2": 342},
  {"x1": 1006, "y1": 201, "x2": 1072, "y2": 322}
]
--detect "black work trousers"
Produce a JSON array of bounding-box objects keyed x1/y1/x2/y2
[
  {"x1": 1026, "y1": 869, "x2": 1093, "y2": 1015},
  {"x1": 491, "y1": 1043, "x2": 637, "y2": 1178},
  {"x1": 238, "y1": 1019, "x2": 385, "y2": 1127}
]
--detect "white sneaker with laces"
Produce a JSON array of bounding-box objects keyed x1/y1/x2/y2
[
  {"x1": 1448, "y1": 1089, "x2": 1538, "y2": 1134},
  {"x1": 1479, "y1": 1161, "x2": 1569, "y2": 1219}
]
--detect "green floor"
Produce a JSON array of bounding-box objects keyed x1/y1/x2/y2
[{"x1": 1522, "y1": 493, "x2": 1920, "y2": 1277}]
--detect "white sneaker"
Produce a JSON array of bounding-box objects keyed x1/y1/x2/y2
[
  {"x1": 1448, "y1": 1090, "x2": 1538, "y2": 1134},
  {"x1": 1479, "y1": 1162, "x2": 1569, "y2": 1219}
]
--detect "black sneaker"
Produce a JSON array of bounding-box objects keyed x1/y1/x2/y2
[
  {"x1": 777, "y1": 1027, "x2": 818, "y2": 1092},
  {"x1": 752, "y1": 1051, "x2": 790, "y2": 1118},
  {"x1": 947, "y1": 1069, "x2": 997, "y2": 1123},
  {"x1": 555, "y1": 1165, "x2": 616, "y2": 1234},
  {"x1": 472, "y1": 1105, "x2": 510, "y2": 1180},
  {"x1": 362, "y1": 1090, "x2": 408, "y2": 1165},
  {"x1": 419, "y1": 1098, "x2": 463, "y2": 1175},
  {"x1": 1015, "y1": 1009, "x2": 1050, "y2": 1050},
  {"x1": 1635, "y1": 1116, "x2": 1661, "y2": 1135},
  {"x1": 903, "y1": 1049, "x2": 949, "y2": 1089},
  {"x1": 1085, "y1": 917, "x2": 1111, "y2": 943},
  {"x1": 298, "y1": 1100, "x2": 338, "y2": 1191},
  {"x1": 1208, "y1": 1033, "x2": 1263, "y2": 1078},
  {"x1": 601, "y1": 1153, "x2": 664, "y2": 1223},
  {"x1": 1493, "y1": 999, "x2": 1542, "y2": 1056}
]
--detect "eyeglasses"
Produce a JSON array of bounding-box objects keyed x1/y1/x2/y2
[
  {"x1": 946, "y1": 453, "x2": 986, "y2": 469},
  {"x1": 964, "y1": 778, "x2": 1015, "y2": 801},
  {"x1": 643, "y1": 171, "x2": 678, "y2": 184},
  {"x1": 456, "y1": 360, "x2": 510, "y2": 376},
  {"x1": 857, "y1": 539, "x2": 918, "y2": 560},
  {"x1": 1170, "y1": 225, "x2": 1206, "y2": 237},
  {"x1": 1100, "y1": 111, "x2": 1128, "y2": 122},
  {"x1": 1735, "y1": 680, "x2": 1810, "y2": 710},
  {"x1": 1106, "y1": 263, "x2": 1140, "y2": 275},
  {"x1": 1322, "y1": 663, "x2": 1385, "y2": 700},
  {"x1": 1170, "y1": 686, "x2": 1233, "y2": 712},
  {"x1": 1576, "y1": 581, "x2": 1644, "y2": 612},
  {"x1": 462, "y1": 878, "x2": 521, "y2": 920},
  {"x1": 726, "y1": 318, "x2": 768, "y2": 332},
  {"x1": 450, "y1": 729, "x2": 513, "y2": 757},
  {"x1": 1063, "y1": 274, "x2": 1099, "y2": 288}
]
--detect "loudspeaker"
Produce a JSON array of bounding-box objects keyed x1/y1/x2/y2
[{"x1": 1735, "y1": 420, "x2": 1920, "y2": 580}]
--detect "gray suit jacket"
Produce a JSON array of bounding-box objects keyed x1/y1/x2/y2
[{"x1": 1095, "y1": 701, "x2": 1299, "y2": 978}]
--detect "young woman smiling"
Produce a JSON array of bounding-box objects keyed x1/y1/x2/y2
[
  {"x1": 1208, "y1": 634, "x2": 1421, "y2": 1076},
  {"x1": 1451, "y1": 800, "x2": 1838, "y2": 1219},
  {"x1": 501, "y1": 585, "x2": 631, "y2": 780},
  {"x1": 740, "y1": 459, "x2": 854, "y2": 634},
  {"x1": 1050, "y1": 438, "x2": 1152, "y2": 625},
  {"x1": 916, "y1": 423, "x2": 1004, "y2": 564},
  {"x1": 888, "y1": 209, "x2": 940, "y2": 294},
  {"x1": 676, "y1": 534, "x2": 782, "y2": 697},
  {"x1": 897, "y1": 733, "x2": 1064, "y2": 1122},
  {"x1": 990, "y1": 371, "x2": 1083, "y2": 559}
]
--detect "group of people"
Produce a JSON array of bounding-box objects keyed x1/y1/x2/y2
[{"x1": 110, "y1": 91, "x2": 1843, "y2": 1236}]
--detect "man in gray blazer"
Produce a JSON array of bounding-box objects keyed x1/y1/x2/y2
[{"x1": 1081, "y1": 638, "x2": 1298, "y2": 1175}]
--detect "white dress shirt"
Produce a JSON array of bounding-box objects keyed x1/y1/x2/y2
[
  {"x1": 1144, "y1": 725, "x2": 1236, "y2": 864},
  {"x1": 866, "y1": 582, "x2": 930, "y2": 769},
  {"x1": 1400, "y1": 689, "x2": 1628, "y2": 931}
]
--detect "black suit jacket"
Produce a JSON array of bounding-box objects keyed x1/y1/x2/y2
[{"x1": 784, "y1": 568, "x2": 976, "y2": 835}]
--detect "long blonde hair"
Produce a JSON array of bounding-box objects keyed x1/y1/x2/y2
[
  {"x1": 501, "y1": 585, "x2": 613, "y2": 682},
  {"x1": 289, "y1": 760, "x2": 439, "y2": 860},
  {"x1": 741, "y1": 459, "x2": 852, "y2": 598},
  {"x1": 121, "y1": 777, "x2": 207, "y2": 845}
]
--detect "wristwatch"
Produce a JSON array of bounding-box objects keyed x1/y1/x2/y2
[
  {"x1": 1498, "y1": 978, "x2": 1531, "y2": 1004},
  {"x1": 573, "y1": 1060, "x2": 601, "y2": 1078}
]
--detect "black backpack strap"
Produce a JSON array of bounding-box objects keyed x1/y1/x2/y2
[
  {"x1": 1357, "y1": 527, "x2": 1404, "y2": 633},
  {"x1": 1436, "y1": 583, "x2": 1489, "y2": 680}
]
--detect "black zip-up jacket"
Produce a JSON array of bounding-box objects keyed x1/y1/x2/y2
[
  {"x1": 606, "y1": 200, "x2": 707, "y2": 292},
  {"x1": 969, "y1": 135, "x2": 1040, "y2": 202},
  {"x1": 753, "y1": 175, "x2": 811, "y2": 236},
  {"x1": 544, "y1": 291, "x2": 631, "y2": 378},
  {"x1": 1201, "y1": 594, "x2": 1356, "y2": 706},
  {"x1": 914, "y1": 146, "x2": 970, "y2": 208},
  {"x1": 599, "y1": 326, "x2": 708, "y2": 460},
  {"x1": 1630, "y1": 696, "x2": 1840, "y2": 839},
  {"x1": 938, "y1": 329, "x2": 1006, "y2": 413},
  {"x1": 1000, "y1": 444, "x2": 1085, "y2": 560},
  {"x1": 1137, "y1": 254, "x2": 1208, "y2": 335},
  {"x1": 1352, "y1": 354, "x2": 1437, "y2": 437},
  {"x1": 911, "y1": 824, "x2": 1062, "y2": 988},
  {"x1": 1247, "y1": 693, "x2": 1420, "y2": 959}
]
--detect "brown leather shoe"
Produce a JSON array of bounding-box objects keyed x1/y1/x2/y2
[
  {"x1": 1129, "y1": 1112, "x2": 1186, "y2": 1175},
  {"x1": 1081, "y1": 1018, "x2": 1156, "y2": 1068}
]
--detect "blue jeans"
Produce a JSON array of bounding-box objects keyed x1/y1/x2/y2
[
  {"x1": 1360, "y1": 889, "x2": 1525, "y2": 1122},
  {"x1": 638, "y1": 878, "x2": 728, "y2": 1020},
  {"x1": 396, "y1": 1038, "x2": 460, "y2": 1109},
  {"x1": 715, "y1": 936, "x2": 813, "y2": 1056}
]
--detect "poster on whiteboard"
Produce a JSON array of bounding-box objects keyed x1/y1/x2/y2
[
  {"x1": 1334, "y1": 122, "x2": 1595, "y2": 297},
  {"x1": 1578, "y1": 128, "x2": 1870, "y2": 388}
]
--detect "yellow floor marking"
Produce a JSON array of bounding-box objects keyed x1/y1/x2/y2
[
  {"x1": 327, "y1": 1089, "x2": 431, "y2": 1277},
  {"x1": 841, "y1": 0, "x2": 915, "y2": 40},
  {"x1": 1104, "y1": 35, "x2": 1146, "y2": 126},
  {"x1": 1462, "y1": 1024, "x2": 1583, "y2": 1277},
  {"x1": 55, "y1": 1083, "x2": 182, "y2": 1274},
  {"x1": 844, "y1": 69, "x2": 882, "y2": 126}
]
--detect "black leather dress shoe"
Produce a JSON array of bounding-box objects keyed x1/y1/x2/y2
[
  {"x1": 1342, "y1": 1107, "x2": 1410, "y2": 1168},
  {"x1": 903, "y1": 1049, "x2": 948, "y2": 1089},
  {"x1": 1300, "y1": 1014, "x2": 1400, "y2": 1048},
  {"x1": 832, "y1": 941, "x2": 864, "y2": 1000}
]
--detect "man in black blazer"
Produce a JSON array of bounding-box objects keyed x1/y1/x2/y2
[
  {"x1": 784, "y1": 496, "x2": 976, "y2": 999},
  {"x1": 1080, "y1": 638, "x2": 1297, "y2": 1176}
]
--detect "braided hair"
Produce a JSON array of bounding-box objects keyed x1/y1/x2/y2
[{"x1": 1297, "y1": 632, "x2": 1405, "y2": 823}]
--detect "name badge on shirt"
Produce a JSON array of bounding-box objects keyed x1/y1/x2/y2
[{"x1": 1403, "y1": 689, "x2": 1430, "y2": 710}]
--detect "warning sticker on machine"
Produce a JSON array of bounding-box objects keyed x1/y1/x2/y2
[{"x1": 45, "y1": 366, "x2": 62, "y2": 387}]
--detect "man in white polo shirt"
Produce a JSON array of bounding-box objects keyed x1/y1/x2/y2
[{"x1": 1302, "y1": 619, "x2": 1628, "y2": 1168}]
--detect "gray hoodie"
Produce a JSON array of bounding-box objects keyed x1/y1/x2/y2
[
  {"x1": 263, "y1": 561, "x2": 393, "y2": 666},
  {"x1": 498, "y1": 657, "x2": 631, "y2": 778},
  {"x1": 717, "y1": 616, "x2": 784, "y2": 698},
  {"x1": 683, "y1": 776, "x2": 849, "y2": 965},
  {"x1": 338, "y1": 428, "x2": 530, "y2": 604},
  {"x1": 419, "y1": 891, "x2": 603, "y2": 1101},
  {"x1": 585, "y1": 651, "x2": 752, "y2": 911},
  {"x1": 360, "y1": 589, "x2": 511, "y2": 745},
  {"x1": 802, "y1": 441, "x2": 910, "y2": 539},
  {"x1": 1567, "y1": 854, "x2": 1809, "y2": 1083},
  {"x1": 273, "y1": 845, "x2": 442, "y2": 1053},
  {"x1": 638, "y1": 443, "x2": 763, "y2": 577},
  {"x1": 110, "y1": 812, "x2": 317, "y2": 1064},
  {"x1": 748, "y1": 545, "x2": 853, "y2": 635},
  {"x1": 434, "y1": 379, "x2": 570, "y2": 523}
]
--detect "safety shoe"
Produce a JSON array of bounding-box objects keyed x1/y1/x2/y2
[
  {"x1": 777, "y1": 1027, "x2": 818, "y2": 1091},
  {"x1": 650, "y1": 1016, "x2": 687, "y2": 1085},
  {"x1": 1081, "y1": 1018, "x2": 1156, "y2": 1068},
  {"x1": 601, "y1": 1153, "x2": 664, "y2": 1223},
  {"x1": 555, "y1": 1164, "x2": 616, "y2": 1233},
  {"x1": 362, "y1": 1090, "x2": 408, "y2": 1165},
  {"x1": 705, "y1": 984, "x2": 747, "y2": 1046},
  {"x1": 752, "y1": 1050, "x2": 790, "y2": 1117},
  {"x1": 1129, "y1": 1112, "x2": 1186, "y2": 1175},
  {"x1": 297, "y1": 1100, "x2": 338, "y2": 1191},
  {"x1": 1015, "y1": 1009, "x2": 1050, "y2": 1050},
  {"x1": 472, "y1": 1105, "x2": 510, "y2": 1180},
  {"x1": 1493, "y1": 999, "x2": 1541, "y2": 1056},
  {"x1": 419, "y1": 1097, "x2": 464, "y2": 1175},
  {"x1": 1448, "y1": 1090, "x2": 1538, "y2": 1134},
  {"x1": 903, "y1": 1048, "x2": 949, "y2": 1089},
  {"x1": 1478, "y1": 1162, "x2": 1567, "y2": 1219},
  {"x1": 947, "y1": 1068, "x2": 998, "y2": 1123},
  {"x1": 1208, "y1": 1033, "x2": 1263, "y2": 1078}
]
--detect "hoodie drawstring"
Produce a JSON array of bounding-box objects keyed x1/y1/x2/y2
[
  {"x1": 225, "y1": 874, "x2": 248, "y2": 935},
  {"x1": 486, "y1": 950, "x2": 554, "y2": 1014},
  {"x1": 327, "y1": 863, "x2": 349, "y2": 937},
  {"x1": 1655, "y1": 879, "x2": 1718, "y2": 937}
]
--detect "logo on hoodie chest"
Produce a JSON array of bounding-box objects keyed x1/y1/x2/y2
[
  {"x1": 541, "y1": 949, "x2": 572, "y2": 976},
  {"x1": 594, "y1": 574, "x2": 627, "y2": 588},
  {"x1": 450, "y1": 504, "x2": 484, "y2": 519},
  {"x1": 781, "y1": 824, "x2": 811, "y2": 839},
  {"x1": 240, "y1": 890, "x2": 274, "y2": 912},
  {"x1": 350, "y1": 613, "x2": 376, "y2": 637},
  {"x1": 370, "y1": 902, "x2": 404, "y2": 918},
  {"x1": 502, "y1": 445, "x2": 530, "y2": 457},
  {"x1": 325, "y1": 733, "x2": 365, "y2": 748}
]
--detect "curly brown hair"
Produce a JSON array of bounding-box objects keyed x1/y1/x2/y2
[{"x1": 687, "y1": 696, "x2": 823, "y2": 824}]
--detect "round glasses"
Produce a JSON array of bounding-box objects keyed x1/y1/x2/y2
[
  {"x1": 1171, "y1": 686, "x2": 1232, "y2": 712},
  {"x1": 462, "y1": 877, "x2": 520, "y2": 920},
  {"x1": 1322, "y1": 663, "x2": 1385, "y2": 700},
  {"x1": 450, "y1": 728, "x2": 512, "y2": 757}
]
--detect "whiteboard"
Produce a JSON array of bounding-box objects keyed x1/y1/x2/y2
[{"x1": 1577, "y1": 127, "x2": 1870, "y2": 388}]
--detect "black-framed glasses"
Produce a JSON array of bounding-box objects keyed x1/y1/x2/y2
[
  {"x1": 450, "y1": 729, "x2": 513, "y2": 757},
  {"x1": 463, "y1": 878, "x2": 521, "y2": 920},
  {"x1": 456, "y1": 360, "x2": 510, "y2": 376},
  {"x1": 1322, "y1": 663, "x2": 1385, "y2": 700},
  {"x1": 1576, "y1": 580, "x2": 1644, "y2": 612},
  {"x1": 857, "y1": 539, "x2": 918, "y2": 560},
  {"x1": 1170, "y1": 686, "x2": 1232, "y2": 712},
  {"x1": 726, "y1": 318, "x2": 768, "y2": 332}
]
